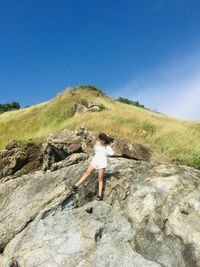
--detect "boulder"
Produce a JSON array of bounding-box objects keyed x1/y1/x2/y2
[
  {"x1": 75, "y1": 99, "x2": 104, "y2": 113},
  {"x1": 0, "y1": 128, "x2": 152, "y2": 179},
  {"x1": 42, "y1": 127, "x2": 152, "y2": 171},
  {"x1": 42, "y1": 127, "x2": 96, "y2": 171},
  {"x1": 0, "y1": 142, "x2": 43, "y2": 181},
  {"x1": 51, "y1": 153, "x2": 88, "y2": 171},
  {"x1": 112, "y1": 137, "x2": 151, "y2": 160},
  {"x1": 0, "y1": 158, "x2": 200, "y2": 266}
]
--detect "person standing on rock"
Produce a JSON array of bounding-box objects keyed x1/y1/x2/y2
[{"x1": 71, "y1": 133, "x2": 114, "y2": 200}]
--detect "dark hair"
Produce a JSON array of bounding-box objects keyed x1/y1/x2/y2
[{"x1": 98, "y1": 133, "x2": 114, "y2": 145}]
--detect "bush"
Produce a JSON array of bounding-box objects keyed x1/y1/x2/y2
[
  {"x1": 116, "y1": 97, "x2": 148, "y2": 110},
  {"x1": 99, "y1": 103, "x2": 106, "y2": 111},
  {"x1": 0, "y1": 102, "x2": 20, "y2": 113},
  {"x1": 189, "y1": 153, "x2": 200, "y2": 170},
  {"x1": 76, "y1": 85, "x2": 105, "y2": 96}
]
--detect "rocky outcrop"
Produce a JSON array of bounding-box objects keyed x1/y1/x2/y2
[
  {"x1": 112, "y1": 137, "x2": 151, "y2": 160},
  {"x1": 42, "y1": 127, "x2": 96, "y2": 171},
  {"x1": 50, "y1": 153, "x2": 88, "y2": 171},
  {"x1": 0, "y1": 128, "x2": 152, "y2": 180},
  {"x1": 0, "y1": 156, "x2": 200, "y2": 267},
  {"x1": 42, "y1": 127, "x2": 151, "y2": 171},
  {"x1": 0, "y1": 141, "x2": 43, "y2": 181},
  {"x1": 75, "y1": 99, "x2": 105, "y2": 113}
]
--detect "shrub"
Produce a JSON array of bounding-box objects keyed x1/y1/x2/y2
[
  {"x1": 0, "y1": 102, "x2": 20, "y2": 113},
  {"x1": 189, "y1": 153, "x2": 200, "y2": 170},
  {"x1": 76, "y1": 85, "x2": 105, "y2": 96},
  {"x1": 116, "y1": 97, "x2": 148, "y2": 110}
]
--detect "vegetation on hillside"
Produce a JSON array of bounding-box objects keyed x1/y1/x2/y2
[
  {"x1": 74, "y1": 85, "x2": 105, "y2": 96},
  {"x1": 0, "y1": 102, "x2": 20, "y2": 113},
  {"x1": 116, "y1": 96, "x2": 148, "y2": 109},
  {"x1": 0, "y1": 86, "x2": 199, "y2": 170}
]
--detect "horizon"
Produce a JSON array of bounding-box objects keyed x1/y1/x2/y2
[{"x1": 0, "y1": 0, "x2": 200, "y2": 120}]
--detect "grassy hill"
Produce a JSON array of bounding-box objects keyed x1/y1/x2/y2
[{"x1": 0, "y1": 86, "x2": 200, "y2": 169}]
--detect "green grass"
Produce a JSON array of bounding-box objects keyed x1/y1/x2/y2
[{"x1": 1, "y1": 86, "x2": 200, "y2": 169}]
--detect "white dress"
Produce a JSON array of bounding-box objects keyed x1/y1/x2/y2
[{"x1": 90, "y1": 144, "x2": 114, "y2": 169}]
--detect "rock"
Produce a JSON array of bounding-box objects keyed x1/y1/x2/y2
[
  {"x1": 135, "y1": 230, "x2": 186, "y2": 267},
  {"x1": 42, "y1": 127, "x2": 152, "y2": 171},
  {"x1": 75, "y1": 99, "x2": 104, "y2": 113},
  {"x1": 42, "y1": 130, "x2": 83, "y2": 171},
  {"x1": 5, "y1": 140, "x2": 21, "y2": 150},
  {"x1": 0, "y1": 127, "x2": 152, "y2": 177},
  {"x1": 0, "y1": 142, "x2": 43, "y2": 181},
  {"x1": 42, "y1": 128, "x2": 96, "y2": 171},
  {"x1": 0, "y1": 157, "x2": 200, "y2": 266},
  {"x1": 112, "y1": 137, "x2": 151, "y2": 160},
  {"x1": 51, "y1": 153, "x2": 88, "y2": 171},
  {"x1": 45, "y1": 130, "x2": 83, "y2": 155}
]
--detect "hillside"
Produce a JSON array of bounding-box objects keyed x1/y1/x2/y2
[{"x1": 0, "y1": 86, "x2": 200, "y2": 169}]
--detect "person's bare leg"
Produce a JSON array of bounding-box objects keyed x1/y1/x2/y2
[
  {"x1": 75, "y1": 164, "x2": 94, "y2": 187},
  {"x1": 98, "y1": 168, "x2": 105, "y2": 196}
]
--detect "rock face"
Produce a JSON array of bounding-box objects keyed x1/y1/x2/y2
[
  {"x1": 0, "y1": 127, "x2": 151, "y2": 180},
  {"x1": 112, "y1": 137, "x2": 151, "y2": 160},
  {"x1": 75, "y1": 99, "x2": 104, "y2": 113},
  {"x1": 0, "y1": 141, "x2": 43, "y2": 181},
  {"x1": 0, "y1": 156, "x2": 200, "y2": 267},
  {"x1": 42, "y1": 127, "x2": 151, "y2": 171},
  {"x1": 42, "y1": 127, "x2": 96, "y2": 171}
]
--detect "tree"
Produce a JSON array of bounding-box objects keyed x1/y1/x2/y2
[
  {"x1": 0, "y1": 102, "x2": 20, "y2": 113},
  {"x1": 116, "y1": 97, "x2": 148, "y2": 110}
]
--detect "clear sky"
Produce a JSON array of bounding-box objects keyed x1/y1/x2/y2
[{"x1": 0, "y1": 0, "x2": 200, "y2": 120}]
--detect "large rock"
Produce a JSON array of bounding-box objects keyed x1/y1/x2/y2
[
  {"x1": 112, "y1": 137, "x2": 151, "y2": 160},
  {"x1": 0, "y1": 141, "x2": 43, "y2": 181},
  {"x1": 0, "y1": 157, "x2": 200, "y2": 267},
  {"x1": 0, "y1": 127, "x2": 152, "y2": 178},
  {"x1": 51, "y1": 152, "x2": 88, "y2": 171},
  {"x1": 75, "y1": 99, "x2": 104, "y2": 113},
  {"x1": 42, "y1": 127, "x2": 152, "y2": 171},
  {"x1": 42, "y1": 127, "x2": 96, "y2": 171}
]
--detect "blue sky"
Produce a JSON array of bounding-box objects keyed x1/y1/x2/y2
[{"x1": 0, "y1": 0, "x2": 200, "y2": 120}]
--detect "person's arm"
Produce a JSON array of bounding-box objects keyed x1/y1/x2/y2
[{"x1": 106, "y1": 145, "x2": 114, "y2": 156}]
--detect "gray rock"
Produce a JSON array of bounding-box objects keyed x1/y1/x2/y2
[
  {"x1": 0, "y1": 142, "x2": 43, "y2": 181},
  {"x1": 42, "y1": 127, "x2": 152, "y2": 172},
  {"x1": 1, "y1": 156, "x2": 200, "y2": 266},
  {"x1": 112, "y1": 137, "x2": 151, "y2": 160},
  {"x1": 42, "y1": 128, "x2": 96, "y2": 171},
  {"x1": 51, "y1": 153, "x2": 88, "y2": 171},
  {"x1": 75, "y1": 99, "x2": 104, "y2": 113}
]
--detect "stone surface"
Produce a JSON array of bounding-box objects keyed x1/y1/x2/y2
[
  {"x1": 112, "y1": 137, "x2": 151, "y2": 160},
  {"x1": 0, "y1": 127, "x2": 152, "y2": 179},
  {"x1": 0, "y1": 142, "x2": 43, "y2": 181},
  {"x1": 42, "y1": 127, "x2": 96, "y2": 171},
  {"x1": 0, "y1": 157, "x2": 200, "y2": 267},
  {"x1": 51, "y1": 153, "x2": 88, "y2": 171},
  {"x1": 75, "y1": 99, "x2": 104, "y2": 113},
  {"x1": 42, "y1": 127, "x2": 152, "y2": 171}
]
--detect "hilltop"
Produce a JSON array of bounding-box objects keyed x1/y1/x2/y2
[{"x1": 0, "y1": 85, "x2": 200, "y2": 169}]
